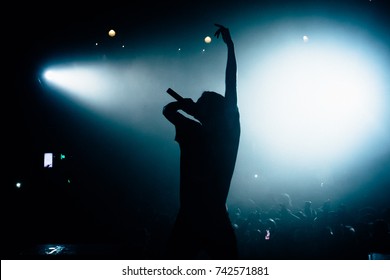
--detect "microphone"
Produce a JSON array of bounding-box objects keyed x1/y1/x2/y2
[{"x1": 166, "y1": 88, "x2": 184, "y2": 101}]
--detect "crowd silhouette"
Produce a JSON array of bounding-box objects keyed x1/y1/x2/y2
[{"x1": 128, "y1": 194, "x2": 390, "y2": 260}]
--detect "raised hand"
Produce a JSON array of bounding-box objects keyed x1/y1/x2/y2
[{"x1": 214, "y1": 24, "x2": 233, "y2": 45}]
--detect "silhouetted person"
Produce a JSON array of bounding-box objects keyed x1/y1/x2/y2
[{"x1": 163, "y1": 24, "x2": 240, "y2": 259}]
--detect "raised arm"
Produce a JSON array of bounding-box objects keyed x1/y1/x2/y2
[{"x1": 214, "y1": 24, "x2": 237, "y2": 109}]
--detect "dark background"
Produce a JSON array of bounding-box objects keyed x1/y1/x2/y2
[{"x1": 5, "y1": 0, "x2": 390, "y2": 259}]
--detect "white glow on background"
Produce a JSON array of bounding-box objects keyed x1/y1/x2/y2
[
  {"x1": 40, "y1": 50, "x2": 224, "y2": 131},
  {"x1": 39, "y1": 14, "x2": 390, "y2": 199},
  {"x1": 43, "y1": 63, "x2": 126, "y2": 107},
  {"x1": 238, "y1": 18, "x2": 389, "y2": 173}
]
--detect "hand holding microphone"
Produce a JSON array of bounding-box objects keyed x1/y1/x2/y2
[{"x1": 166, "y1": 88, "x2": 196, "y2": 116}]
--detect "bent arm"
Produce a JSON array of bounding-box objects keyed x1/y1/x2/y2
[
  {"x1": 163, "y1": 98, "x2": 196, "y2": 125},
  {"x1": 163, "y1": 101, "x2": 183, "y2": 125}
]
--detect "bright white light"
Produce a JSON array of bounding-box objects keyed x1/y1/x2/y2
[
  {"x1": 43, "y1": 153, "x2": 53, "y2": 168},
  {"x1": 42, "y1": 65, "x2": 113, "y2": 106},
  {"x1": 240, "y1": 19, "x2": 388, "y2": 170},
  {"x1": 44, "y1": 70, "x2": 55, "y2": 81},
  {"x1": 40, "y1": 56, "x2": 186, "y2": 130}
]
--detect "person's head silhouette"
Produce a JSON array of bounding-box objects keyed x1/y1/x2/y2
[{"x1": 194, "y1": 91, "x2": 225, "y2": 123}]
